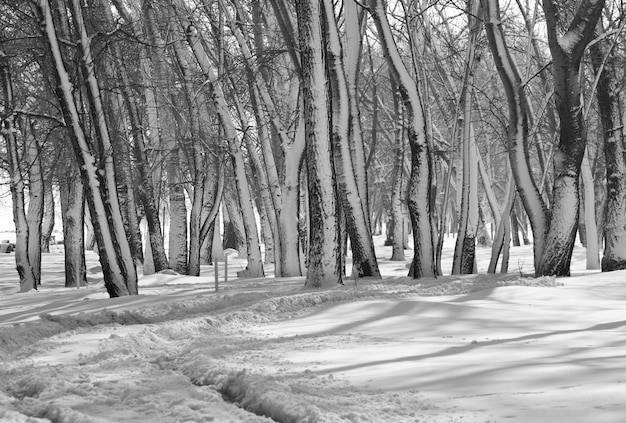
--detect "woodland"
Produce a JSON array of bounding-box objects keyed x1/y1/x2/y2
[{"x1": 0, "y1": 0, "x2": 625, "y2": 296}]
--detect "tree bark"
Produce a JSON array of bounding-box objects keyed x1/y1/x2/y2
[
  {"x1": 482, "y1": 0, "x2": 550, "y2": 273},
  {"x1": 452, "y1": 1, "x2": 481, "y2": 274},
  {"x1": 537, "y1": 0, "x2": 605, "y2": 276},
  {"x1": 24, "y1": 117, "x2": 44, "y2": 284},
  {"x1": 37, "y1": 0, "x2": 137, "y2": 296},
  {"x1": 0, "y1": 51, "x2": 38, "y2": 291},
  {"x1": 368, "y1": 0, "x2": 436, "y2": 278},
  {"x1": 590, "y1": 40, "x2": 626, "y2": 271},
  {"x1": 59, "y1": 150, "x2": 87, "y2": 288},
  {"x1": 297, "y1": 0, "x2": 342, "y2": 287},
  {"x1": 185, "y1": 20, "x2": 264, "y2": 278},
  {"x1": 323, "y1": 0, "x2": 380, "y2": 278},
  {"x1": 40, "y1": 183, "x2": 55, "y2": 253}
]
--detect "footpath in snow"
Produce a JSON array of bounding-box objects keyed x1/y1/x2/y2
[{"x1": 1, "y1": 239, "x2": 625, "y2": 422}]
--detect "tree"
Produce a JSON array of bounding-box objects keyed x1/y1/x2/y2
[
  {"x1": 482, "y1": 0, "x2": 604, "y2": 276},
  {"x1": 590, "y1": 34, "x2": 626, "y2": 271},
  {"x1": 35, "y1": 0, "x2": 137, "y2": 296},
  {"x1": 323, "y1": 0, "x2": 380, "y2": 278},
  {"x1": 0, "y1": 49, "x2": 38, "y2": 291},
  {"x1": 537, "y1": 0, "x2": 606, "y2": 276},
  {"x1": 184, "y1": 13, "x2": 265, "y2": 278},
  {"x1": 368, "y1": 0, "x2": 437, "y2": 278},
  {"x1": 452, "y1": 0, "x2": 482, "y2": 275},
  {"x1": 297, "y1": 0, "x2": 342, "y2": 288}
]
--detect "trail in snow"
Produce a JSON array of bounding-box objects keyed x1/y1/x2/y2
[{"x1": 1, "y1": 237, "x2": 624, "y2": 422}]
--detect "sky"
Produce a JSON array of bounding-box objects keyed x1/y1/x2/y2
[{"x1": 0, "y1": 236, "x2": 624, "y2": 422}]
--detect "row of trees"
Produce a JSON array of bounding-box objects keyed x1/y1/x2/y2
[{"x1": 0, "y1": 0, "x2": 624, "y2": 297}]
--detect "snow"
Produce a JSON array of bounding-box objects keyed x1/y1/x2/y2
[{"x1": 1, "y1": 236, "x2": 625, "y2": 422}]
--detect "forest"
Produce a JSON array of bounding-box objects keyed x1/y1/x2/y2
[
  {"x1": 0, "y1": 0, "x2": 624, "y2": 295},
  {"x1": 2, "y1": 1, "x2": 626, "y2": 421}
]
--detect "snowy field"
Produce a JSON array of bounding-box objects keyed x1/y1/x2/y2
[{"x1": 1, "y1": 236, "x2": 625, "y2": 422}]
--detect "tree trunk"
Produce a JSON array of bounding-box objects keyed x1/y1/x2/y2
[
  {"x1": 37, "y1": 0, "x2": 137, "y2": 296},
  {"x1": 580, "y1": 153, "x2": 600, "y2": 269},
  {"x1": 185, "y1": 19, "x2": 264, "y2": 278},
  {"x1": 452, "y1": 0, "x2": 481, "y2": 275},
  {"x1": 0, "y1": 52, "x2": 38, "y2": 292},
  {"x1": 297, "y1": 0, "x2": 342, "y2": 288},
  {"x1": 115, "y1": 1, "x2": 169, "y2": 273},
  {"x1": 59, "y1": 152, "x2": 87, "y2": 288},
  {"x1": 537, "y1": 0, "x2": 605, "y2": 276},
  {"x1": 488, "y1": 175, "x2": 516, "y2": 273},
  {"x1": 40, "y1": 182, "x2": 55, "y2": 253},
  {"x1": 24, "y1": 117, "x2": 44, "y2": 284},
  {"x1": 219, "y1": 0, "x2": 303, "y2": 277},
  {"x1": 482, "y1": 0, "x2": 549, "y2": 271},
  {"x1": 590, "y1": 40, "x2": 626, "y2": 271},
  {"x1": 323, "y1": 0, "x2": 380, "y2": 278},
  {"x1": 369, "y1": 0, "x2": 436, "y2": 278}
]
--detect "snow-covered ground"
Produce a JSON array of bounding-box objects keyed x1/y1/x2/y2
[{"x1": 1, "y1": 236, "x2": 624, "y2": 422}]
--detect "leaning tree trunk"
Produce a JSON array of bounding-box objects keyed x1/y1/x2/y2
[
  {"x1": 590, "y1": 41, "x2": 626, "y2": 271},
  {"x1": 368, "y1": 0, "x2": 436, "y2": 278},
  {"x1": 344, "y1": 0, "x2": 371, "y2": 237},
  {"x1": 537, "y1": 0, "x2": 605, "y2": 276},
  {"x1": 323, "y1": 0, "x2": 380, "y2": 278},
  {"x1": 185, "y1": 19, "x2": 264, "y2": 277},
  {"x1": 0, "y1": 52, "x2": 38, "y2": 292},
  {"x1": 482, "y1": 0, "x2": 549, "y2": 272},
  {"x1": 142, "y1": 2, "x2": 188, "y2": 275},
  {"x1": 219, "y1": 0, "x2": 303, "y2": 277},
  {"x1": 37, "y1": 0, "x2": 137, "y2": 296},
  {"x1": 296, "y1": 0, "x2": 342, "y2": 288},
  {"x1": 112, "y1": 0, "x2": 169, "y2": 273}
]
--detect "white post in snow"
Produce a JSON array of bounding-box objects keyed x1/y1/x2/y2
[
  {"x1": 224, "y1": 249, "x2": 238, "y2": 285},
  {"x1": 214, "y1": 259, "x2": 219, "y2": 293}
]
